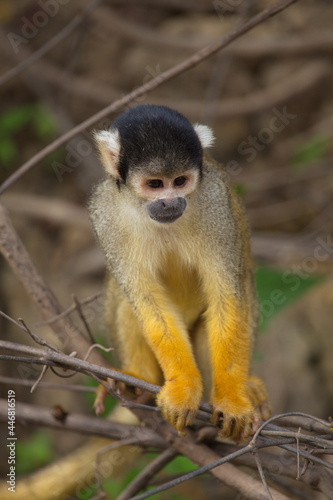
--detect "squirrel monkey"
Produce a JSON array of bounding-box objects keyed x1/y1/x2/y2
[{"x1": 90, "y1": 104, "x2": 270, "y2": 441}]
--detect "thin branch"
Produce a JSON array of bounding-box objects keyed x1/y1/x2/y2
[
  {"x1": 0, "y1": 339, "x2": 160, "y2": 395},
  {"x1": 18, "y1": 317, "x2": 61, "y2": 353},
  {"x1": 31, "y1": 365, "x2": 48, "y2": 393},
  {"x1": 130, "y1": 415, "x2": 291, "y2": 500},
  {"x1": 95, "y1": 437, "x2": 155, "y2": 496},
  {"x1": 116, "y1": 448, "x2": 178, "y2": 500},
  {"x1": 0, "y1": 0, "x2": 104, "y2": 87},
  {"x1": 0, "y1": 399, "x2": 165, "y2": 448},
  {"x1": 36, "y1": 291, "x2": 103, "y2": 326},
  {"x1": 1, "y1": 193, "x2": 91, "y2": 228},
  {"x1": 0, "y1": 203, "x2": 107, "y2": 368},
  {"x1": 250, "y1": 412, "x2": 333, "y2": 445},
  {"x1": 84, "y1": 344, "x2": 114, "y2": 362},
  {"x1": 253, "y1": 452, "x2": 274, "y2": 500},
  {"x1": 0, "y1": 375, "x2": 96, "y2": 393},
  {"x1": 0, "y1": 0, "x2": 298, "y2": 195},
  {"x1": 72, "y1": 294, "x2": 96, "y2": 345}
]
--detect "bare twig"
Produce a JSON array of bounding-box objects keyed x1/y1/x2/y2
[
  {"x1": 0, "y1": 0, "x2": 103, "y2": 87},
  {"x1": 116, "y1": 448, "x2": 178, "y2": 500},
  {"x1": 130, "y1": 412, "x2": 291, "y2": 500},
  {"x1": 18, "y1": 317, "x2": 61, "y2": 353},
  {"x1": 36, "y1": 291, "x2": 103, "y2": 326},
  {"x1": 253, "y1": 452, "x2": 274, "y2": 500},
  {"x1": 72, "y1": 294, "x2": 96, "y2": 344},
  {"x1": 0, "y1": 0, "x2": 298, "y2": 195},
  {"x1": 1, "y1": 193, "x2": 91, "y2": 228},
  {"x1": 0, "y1": 339, "x2": 160, "y2": 395},
  {"x1": 0, "y1": 203, "x2": 107, "y2": 368},
  {"x1": 0, "y1": 375, "x2": 96, "y2": 393},
  {"x1": 30, "y1": 365, "x2": 48, "y2": 393},
  {"x1": 84, "y1": 344, "x2": 114, "y2": 362},
  {"x1": 0, "y1": 399, "x2": 164, "y2": 447}
]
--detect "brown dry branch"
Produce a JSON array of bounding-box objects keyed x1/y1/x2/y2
[
  {"x1": 3, "y1": 37, "x2": 330, "y2": 115},
  {"x1": 0, "y1": 338, "x2": 160, "y2": 397},
  {"x1": 0, "y1": 0, "x2": 298, "y2": 195},
  {"x1": 0, "y1": 299, "x2": 332, "y2": 498},
  {"x1": 1, "y1": 356, "x2": 332, "y2": 500},
  {"x1": 92, "y1": 6, "x2": 333, "y2": 56},
  {"x1": 0, "y1": 375, "x2": 96, "y2": 393},
  {"x1": 0, "y1": 398, "x2": 164, "y2": 448},
  {"x1": 1, "y1": 192, "x2": 92, "y2": 228},
  {"x1": 0, "y1": 202, "x2": 106, "y2": 367},
  {"x1": 0, "y1": 0, "x2": 103, "y2": 87},
  {"x1": 115, "y1": 449, "x2": 178, "y2": 500}
]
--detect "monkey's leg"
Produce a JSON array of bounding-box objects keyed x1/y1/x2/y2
[
  {"x1": 206, "y1": 293, "x2": 257, "y2": 441},
  {"x1": 94, "y1": 296, "x2": 163, "y2": 414},
  {"x1": 131, "y1": 285, "x2": 203, "y2": 433},
  {"x1": 192, "y1": 317, "x2": 212, "y2": 401},
  {"x1": 115, "y1": 298, "x2": 163, "y2": 385}
]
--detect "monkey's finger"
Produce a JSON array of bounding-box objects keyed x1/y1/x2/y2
[
  {"x1": 219, "y1": 414, "x2": 243, "y2": 441},
  {"x1": 93, "y1": 383, "x2": 109, "y2": 415},
  {"x1": 174, "y1": 409, "x2": 195, "y2": 436},
  {"x1": 211, "y1": 409, "x2": 224, "y2": 428},
  {"x1": 258, "y1": 400, "x2": 271, "y2": 421},
  {"x1": 234, "y1": 420, "x2": 252, "y2": 443}
]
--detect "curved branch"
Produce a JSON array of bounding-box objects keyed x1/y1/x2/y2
[{"x1": 0, "y1": 0, "x2": 298, "y2": 195}]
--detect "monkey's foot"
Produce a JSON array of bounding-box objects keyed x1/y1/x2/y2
[
  {"x1": 247, "y1": 375, "x2": 271, "y2": 421},
  {"x1": 157, "y1": 378, "x2": 203, "y2": 435},
  {"x1": 94, "y1": 377, "x2": 127, "y2": 416},
  {"x1": 94, "y1": 383, "x2": 109, "y2": 416}
]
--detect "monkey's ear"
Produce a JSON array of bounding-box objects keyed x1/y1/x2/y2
[
  {"x1": 94, "y1": 129, "x2": 121, "y2": 177},
  {"x1": 193, "y1": 124, "x2": 215, "y2": 149}
]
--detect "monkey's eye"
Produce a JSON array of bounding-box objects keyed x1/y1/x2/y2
[
  {"x1": 174, "y1": 176, "x2": 187, "y2": 187},
  {"x1": 147, "y1": 179, "x2": 164, "y2": 189}
]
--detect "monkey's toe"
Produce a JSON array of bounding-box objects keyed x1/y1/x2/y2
[
  {"x1": 157, "y1": 379, "x2": 202, "y2": 434},
  {"x1": 211, "y1": 394, "x2": 257, "y2": 442},
  {"x1": 94, "y1": 382, "x2": 110, "y2": 416},
  {"x1": 247, "y1": 376, "x2": 271, "y2": 421},
  {"x1": 212, "y1": 409, "x2": 256, "y2": 442}
]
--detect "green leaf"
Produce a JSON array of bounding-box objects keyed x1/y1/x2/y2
[
  {"x1": 0, "y1": 138, "x2": 17, "y2": 165},
  {"x1": 292, "y1": 135, "x2": 330, "y2": 169},
  {"x1": 0, "y1": 104, "x2": 56, "y2": 140},
  {"x1": 0, "y1": 104, "x2": 35, "y2": 134},
  {"x1": 33, "y1": 106, "x2": 57, "y2": 139},
  {"x1": 16, "y1": 430, "x2": 54, "y2": 474},
  {"x1": 255, "y1": 265, "x2": 322, "y2": 331},
  {"x1": 233, "y1": 183, "x2": 247, "y2": 197}
]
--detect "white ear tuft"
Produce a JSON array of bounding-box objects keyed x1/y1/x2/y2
[
  {"x1": 194, "y1": 124, "x2": 215, "y2": 149},
  {"x1": 94, "y1": 129, "x2": 121, "y2": 177}
]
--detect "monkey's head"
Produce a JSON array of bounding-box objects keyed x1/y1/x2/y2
[{"x1": 94, "y1": 105, "x2": 214, "y2": 224}]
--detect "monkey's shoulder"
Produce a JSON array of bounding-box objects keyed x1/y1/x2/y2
[{"x1": 202, "y1": 154, "x2": 230, "y2": 184}]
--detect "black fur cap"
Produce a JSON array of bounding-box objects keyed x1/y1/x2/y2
[{"x1": 112, "y1": 105, "x2": 203, "y2": 183}]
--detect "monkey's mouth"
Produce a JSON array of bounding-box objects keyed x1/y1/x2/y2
[
  {"x1": 149, "y1": 212, "x2": 183, "y2": 224},
  {"x1": 147, "y1": 197, "x2": 187, "y2": 224}
]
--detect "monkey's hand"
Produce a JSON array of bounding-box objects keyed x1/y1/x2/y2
[
  {"x1": 211, "y1": 391, "x2": 258, "y2": 443},
  {"x1": 157, "y1": 376, "x2": 203, "y2": 435},
  {"x1": 211, "y1": 375, "x2": 270, "y2": 442}
]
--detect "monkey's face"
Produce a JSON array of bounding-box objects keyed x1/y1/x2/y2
[
  {"x1": 94, "y1": 105, "x2": 215, "y2": 224},
  {"x1": 131, "y1": 170, "x2": 199, "y2": 224}
]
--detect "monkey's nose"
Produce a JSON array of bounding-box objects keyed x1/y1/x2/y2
[{"x1": 148, "y1": 197, "x2": 187, "y2": 223}]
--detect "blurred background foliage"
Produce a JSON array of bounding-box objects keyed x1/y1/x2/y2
[{"x1": 0, "y1": 0, "x2": 332, "y2": 498}]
